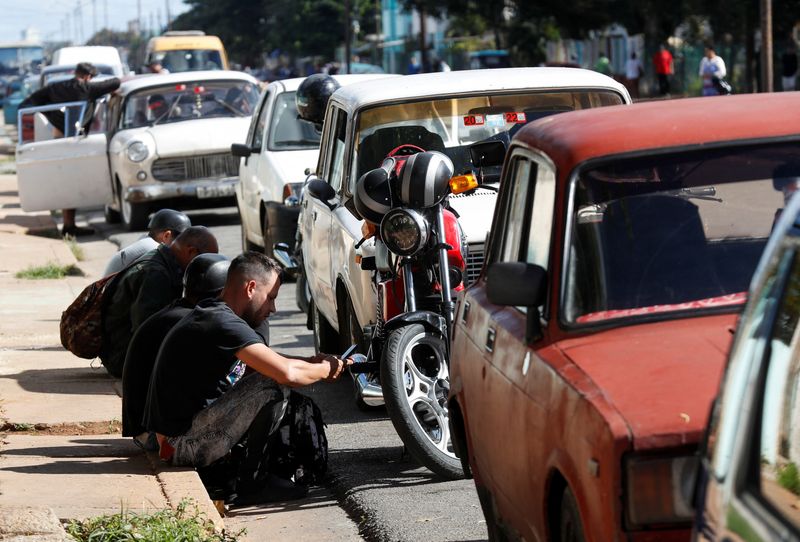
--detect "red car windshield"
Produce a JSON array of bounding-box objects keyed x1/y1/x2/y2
[{"x1": 563, "y1": 142, "x2": 800, "y2": 325}]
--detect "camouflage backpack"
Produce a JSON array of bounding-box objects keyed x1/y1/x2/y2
[{"x1": 59, "y1": 271, "x2": 122, "y2": 359}]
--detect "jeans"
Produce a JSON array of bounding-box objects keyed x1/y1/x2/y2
[{"x1": 168, "y1": 373, "x2": 289, "y2": 469}]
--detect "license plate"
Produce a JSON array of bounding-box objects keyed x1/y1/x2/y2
[{"x1": 197, "y1": 184, "x2": 235, "y2": 199}]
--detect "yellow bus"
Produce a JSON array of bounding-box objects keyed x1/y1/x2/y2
[{"x1": 145, "y1": 31, "x2": 229, "y2": 72}]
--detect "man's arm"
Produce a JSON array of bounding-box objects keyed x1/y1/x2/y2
[
  {"x1": 237, "y1": 343, "x2": 348, "y2": 386},
  {"x1": 19, "y1": 86, "x2": 50, "y2": 109},
  {"x1": 88, "y1": 77, "x2": 121, "y2": 101}
]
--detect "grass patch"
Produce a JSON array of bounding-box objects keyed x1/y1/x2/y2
[
  {"x1": 65, "y1": 235, "x2": 85, "y2": 261},
  {"x1": 15, "y1": 262, "x2": 84, "y2": 279},
  {"x1": 65, "y1": 499, "x2": 244, "y2": 542},
  {"x1": 777, "y1": 462, "x2": 800, "y2": 496}
]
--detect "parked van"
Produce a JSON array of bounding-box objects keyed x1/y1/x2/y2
[
  {"x1": 145, "y1": 31, "x2": 228, "y2": 72},
  {"x1": 50, "y1": 46, "x2": 125, "y2": 76}
]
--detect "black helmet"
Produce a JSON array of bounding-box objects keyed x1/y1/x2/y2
[
  {"x1": 395, "y1": 151, "x2": 454, "y2": 208},
  {"x1": 296, "y1": 74, "x2": 340, "y2": 126},
  {"x1": 183, "y1": 253, "x2": 230, "y2": 299},
  {"x1": 354, "y1": 159, "x2": 396, "y2": 225},
  {"x1": 148, "y1": 208, "x2": 191, "y2": 233}
]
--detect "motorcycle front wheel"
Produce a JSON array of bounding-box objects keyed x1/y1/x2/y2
[{"x1": 381, "y1": 323, "x2": 464, "y2": 480}]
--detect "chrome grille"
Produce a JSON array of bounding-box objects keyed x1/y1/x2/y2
[
  {"x1": 466, "y1": 243, "x2": 485, "y2": 285},
  {"x1": 151, "y1": 153, "x2": 240, "y2": 182}
]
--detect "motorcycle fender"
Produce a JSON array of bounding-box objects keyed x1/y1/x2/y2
[{"x1": 383, "y1": 311, "x2": 447, "y2": 338}]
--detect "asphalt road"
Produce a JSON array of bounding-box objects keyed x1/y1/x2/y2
[{"x1": 87, "y1": 205, "x2": 488, "y2": 542}]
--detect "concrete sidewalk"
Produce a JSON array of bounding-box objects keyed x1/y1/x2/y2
[{"x1": 0, "y1": 174, "x2": 221, "y2": 538}]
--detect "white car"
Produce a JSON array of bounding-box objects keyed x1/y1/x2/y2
[
  {"x1": 233, "y1": 74, "x2": 393, "y2": 254},
  {"x1": 16, "y1": 70, "x2": 260, "y2": 230},
  {"x1": 298, "y1": 68, "x2": 631, "y2": 353}
]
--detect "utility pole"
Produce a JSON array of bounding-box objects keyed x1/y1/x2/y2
[
  {"x1": 165, "y1": 0, "x2": 171, "y2": 31},
  {"x1": 137, "y1": 0, "x2": 142, "y2": 37},
  {"x1": 761, "y1": 0, "x2": 774, "y2": 92},
  {"x1": 345, "y1": 0, "x2": 352, "y2": 74}
]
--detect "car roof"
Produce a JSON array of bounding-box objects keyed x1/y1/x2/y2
[
  {"x1": 513, "y1": 92, "x2": 800, "y2": 173},
  {"x1": 272, "y1": 73, "x2": 397, "y2": 93},
  {"x1": 330, "y1": 67, "x2": 630, "y2": 111},
  {"x1": 119, "y1": 70, "x2": 258, "y2": 94}
]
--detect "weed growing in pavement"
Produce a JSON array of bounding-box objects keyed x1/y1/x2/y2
[
  {"x1": 15, "y1": 262, "x2": 84, "y2": 279},
  {"x1": 65, "y1": 499, "x2": 245, "y2": 542},
  {"x1": 11, "y1": 422, "x2": 34, "y2": 431},
  {"x1": 64, "y1": 235, "x2": 85, "y2": 261},
  {"x1": 778, "y1": 462, "x2": 800, "y2": 496}
]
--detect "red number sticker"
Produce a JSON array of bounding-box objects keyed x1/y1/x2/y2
[
  {"x1": 505, "y1": 112, "x2": 527, "y2": 123},
  {"x1": 463, "y1": 115, "x2": 485, "y2": 126}
]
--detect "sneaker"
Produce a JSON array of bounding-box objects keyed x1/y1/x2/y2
[
  {"x1": 62, "y1": 225, "x2": 95, "y2": 237},
  {"x1": 228, "y1": 474, "x2": 308, "y2": 507}
]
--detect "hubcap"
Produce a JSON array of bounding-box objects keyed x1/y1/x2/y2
[{"x1": 400, "y1": 332, "x2": 455, "y2": 458}]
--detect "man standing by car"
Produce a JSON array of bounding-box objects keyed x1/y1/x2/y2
[
  {"x1": 103, "y1": 209, "x2": 191, "y2": 276},
  {"x1": 20, "y1": 61, "x2": 120, "y2": 237},
  {"x1": 101, "y1": 226, "x2": 218, "y2": 377}
]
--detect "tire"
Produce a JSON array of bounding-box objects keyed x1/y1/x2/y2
[
  {"x1": 119, "y1": 188, "x2": 149, "y2": 231},
  {"x1": 380, "y1": 324, "x2": 464, "y2": 480},
  {"x1": 558, "y1": 488, "x2": 586, "y2": 542},
  {"x1": 311, "y1": 298, "x2": 340, "y2": 355},
  {"x1": 238, "y1": 207, "x2": 260, "y2": 252},
  {"x1": 295, "y1": 268, "x2": 311, "y2": 316},
  {"x1": 475, "y1": 483, "x2": 508, "y2": 542},
  {"x1": 104, "y1": 204, "x2": 121, "y2": 224}
]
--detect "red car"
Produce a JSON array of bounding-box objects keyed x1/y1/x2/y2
[{"x1": 447, "y1": 93, "x2": 800, "y2": 541}]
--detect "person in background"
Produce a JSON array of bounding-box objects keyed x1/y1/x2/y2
[
  {"x1": 625, "y1": 51, "x2": 643, "y2": 99},
  {"x1": 148, "y1": 60, "x2": 169, "y2": 74},
  {"x1": 781, "y1": 42, "x2": 798, "y2": 92},
  {"x1": 103, "y1": 209, "x2": 191, "y2": 277},
  {"x1": 653, "y1": 43, "x2": 674, "y2": 96},
  {"x1": 19, "y1": 62, "x2": 121, "y2": 237},
  {"x1": 699, "y1": 44, "x2": 726, "y2": 96},
  {"x1": 594, "y1": 52, "x2": 611, "y2": 76}
]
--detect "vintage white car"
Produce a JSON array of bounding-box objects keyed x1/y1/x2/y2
[
  {"x1": 16, "y1": 70, "x2": 260, "y2": 230},
  {"x1": 298, "y1": 68, "x2": 631, "y2": 354},
  {"x1": 233, "y1": 74, "x2": 394, "y2": 254}
]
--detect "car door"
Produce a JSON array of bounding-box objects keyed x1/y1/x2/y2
[
  {"x1": 304, "y1": 105, "x2": 348, "y2": 323},
  {"x1": 237, "y1": 88, "x2": 272, "y2": 246},
  {"x1": 16, "y1": 101, "x2": 112, "y2": 212}
]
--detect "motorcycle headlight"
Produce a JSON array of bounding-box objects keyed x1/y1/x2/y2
[
  {"x1": 624, "y1": 454, "x2": 698, "y2": 528},
  {"x1": 127, "y1": 140, "x2": 150, "y2": 162},
  {"x1": 380, "y1": 208, "x2": 429, "y2": 256}
]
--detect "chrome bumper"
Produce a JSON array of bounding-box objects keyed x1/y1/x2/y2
[{"x1": 125, "y1": 177, "x2": 239, "y2": 203}]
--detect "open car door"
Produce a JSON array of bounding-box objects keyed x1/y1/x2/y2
[{"x1": 16, "y1": 101, "x2": 113, "y2": 212}]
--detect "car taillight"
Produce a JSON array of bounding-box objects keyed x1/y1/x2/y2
[{"x1": 624, "y1": 454, "x2": 698, "y2": 528}]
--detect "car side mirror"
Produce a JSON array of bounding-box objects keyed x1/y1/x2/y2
[
  {"x1": 487, "y1": 261, "x2": 547, "y2": 343},
  {"x1": 306, "y1": 178, "x2": 336, "y2": 208},
  {"x1": 231, "y1": 143, "x2": 256, "y2": 157},
  {"x1": 272, "y1": 242, "x2": 299, "y2": 277},
  {"x1": 470, "y1": 140, "x2": 507, "y2": 168}
]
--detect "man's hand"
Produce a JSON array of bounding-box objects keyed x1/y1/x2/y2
[{"x1": 315, "y1": 354, "x2": 352, "y2": 381}]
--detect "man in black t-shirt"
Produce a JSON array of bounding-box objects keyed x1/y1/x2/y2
[{"x1": 144, "y1": 252, "x2": 349, "y2": 497}]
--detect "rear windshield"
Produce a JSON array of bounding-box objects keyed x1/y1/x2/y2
[
  {"x1": 268, "y1": 91, "x2": 321, "y2": 150},
  {"x1": 121, "y1": 79, "x2": 259, "y2": 129},
  {"x1": 564, "y1": 141, "x2": 800, "y2": 325},
  {"x1": 351, "y1": 90, "x2": 624, "y2": 193},
  {"x1": 152, "y1": 50, "x2": 223, "y2": 72}
]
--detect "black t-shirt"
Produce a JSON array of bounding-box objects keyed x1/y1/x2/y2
[
  {"x1": 144, "y1": 299, "x2": 263, "y2": 436},
  {"x1": 121, "y1": 298, "x2": 193, "y2": 437}
]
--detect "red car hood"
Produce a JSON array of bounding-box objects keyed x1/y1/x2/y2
[{"x1": 556, "y1": 314, "x2": 737, "y2": 451}]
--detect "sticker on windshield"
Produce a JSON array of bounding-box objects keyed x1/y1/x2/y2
[
  {"x1": 486, "y1": 114, "x2": 505, "y2": 128},
  {"x1": 504, "y1": 112, "x2": 527, "y2": 123},
  {"x1": 463, "y1": 114, "x2": 485, "y2": 126}
]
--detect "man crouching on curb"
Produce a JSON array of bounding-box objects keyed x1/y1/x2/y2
[{"x1": 143, "y1": 251, "x2": 350, "y2": 502}]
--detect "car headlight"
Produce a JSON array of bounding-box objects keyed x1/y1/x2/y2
[
  {"x1": 380, "y1": 208, "x2": 429, "y2": 256},
  {"x1": 127, "y1": 141, "x2": 150, "y2": 162},
  {"x1": 624, "y1": 454, "x2": 698, "y2": 528}
]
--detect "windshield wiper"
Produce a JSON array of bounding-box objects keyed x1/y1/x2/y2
[{"x1": 666, "y1": 187, "x2": 722, "y2": 202}]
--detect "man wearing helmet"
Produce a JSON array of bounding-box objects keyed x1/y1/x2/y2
[
  {"x1": 101, "y1": 226, "x2": 219, "y2": 377},
  {"x1": 296, "y1": 73, "x2": 341, "y2": 128},
  {"x1": 103, "y1": 209, "x2": 192, "y2": 276}
]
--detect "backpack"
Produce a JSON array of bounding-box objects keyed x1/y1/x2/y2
[
  {"x1": 268, "y1": 391, "x2": 329, "y2": 485},
  {"x1": 59, "y1": 271, "x2": 122, "y2": 359}
]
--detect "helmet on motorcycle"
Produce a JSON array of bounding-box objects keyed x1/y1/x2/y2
[
  {"x1": 296, "y1": 74, "x2": 340, "y2": 127},
  {"x1": 395, "y1": 151, "x2": 454, "y2": 208},
  {"x1": 354, "y1": 159, "x2": 395, "y2": 225},
  {"x1": 183, "y1": 253, "x2": 230, "y2": 300}
]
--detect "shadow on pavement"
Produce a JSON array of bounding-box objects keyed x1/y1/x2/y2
[
  {"x1": 225, "y1": 486, "x2": 341, "y2": 516},
  {"x1": 7, "y1": 366, "x2": 117, "y2": 396}
]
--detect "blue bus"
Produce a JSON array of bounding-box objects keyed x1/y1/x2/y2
[{"x1": 0, "y1": 42, "x2": 44, "y2": 76}]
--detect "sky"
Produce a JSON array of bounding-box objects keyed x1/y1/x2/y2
[{"x1": 0, "y1": 0, "x2": 190, "y2": 43}]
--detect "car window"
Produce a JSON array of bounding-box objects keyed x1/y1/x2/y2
[
  {"x1": 756, "y1": 250, "x2": 800, "y2": 531},
  {"x1": 499, "y1": 157, "x2": 534, "y2": 262},
  {"x1": 249, "y1": 91, "x2": 271, "y2": 150},
  {"x1": 152, "y1": 50, "x2": 223, "y2": 72},
  {"x1": 268, "y1": 91, "x2": 321, "y2": 151},
  {"x1": 87, "y1": 101, "x2": 107, "y2": 135},
  {"x1": 325, "y1": 108, "x2": 348, "y2": 194}
]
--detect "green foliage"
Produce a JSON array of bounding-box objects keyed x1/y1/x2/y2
[
  {"x1": 777, "y1": 462, "x2": 800, "y2": 496},
  {"x1": 65, "y1": 499, "x2": 244, "y2": 542},
  {"x1": 65, "y1": 237, "x2": 85, "y2": 262},
  {"x1": 15, "y1": 263, "x2": 83, "y2": 280}
]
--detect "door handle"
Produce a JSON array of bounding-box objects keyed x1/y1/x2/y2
[
  {"x1": 485, "y1": 328, "x2": 496, "y2": 353},
  {"x1": 313, "y1": 210, "x2": 318, "y2": 221}
]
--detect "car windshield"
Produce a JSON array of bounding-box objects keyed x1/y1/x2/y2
[
  {"x1": 121, "y1": 79, "x2": 259, "y2": 129},
  {"x1": 351, "y1": 90, "x2": 624, "y2": 193},
  {"x1": 268, "y1": 91, "x2": 320, "y2": 150},
  {"x1": 154, "y1": 50, "x2": 223, "y2": 72},
  {"x1": 0, "y1": 46, "x2": 43, "y2": 76},
  {"x1": 563, "y1": 142, "x2": 800, "y2": 325}
]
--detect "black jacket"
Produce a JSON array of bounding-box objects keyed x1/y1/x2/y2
[{"x1": 20, "y1": 77, "x2": 120, "y2": 132}]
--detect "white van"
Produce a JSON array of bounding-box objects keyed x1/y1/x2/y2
[{"x1": 50, "y1": 46, "x2": 125, "y2": 76}]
